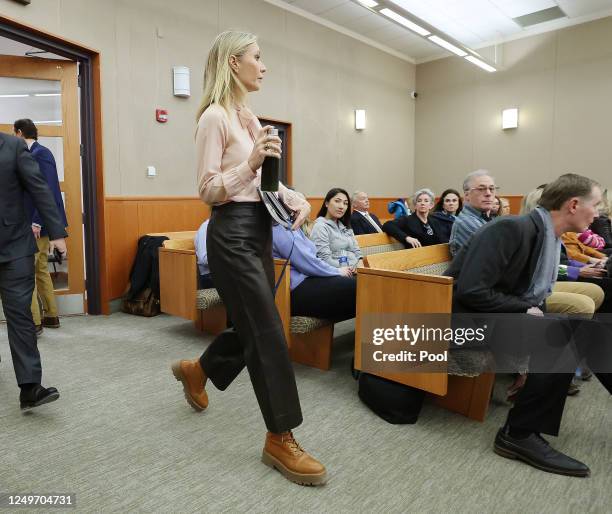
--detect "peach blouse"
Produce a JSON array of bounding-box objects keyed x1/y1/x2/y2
[{"x1": 195, "y1": 103, "x2": 307, "y2": 213}]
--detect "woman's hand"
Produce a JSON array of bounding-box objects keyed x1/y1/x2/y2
[
  {"x1": 248, "y1": 125, "x2": 282, "y2": 172},
  {"x1": 580, "y1": 264, "x2": 606, "y2": 278},
  {"x1": 406, "y1": 236, "x2": 421, "y2": 248},
  {"x1": 527, "y1": 306, "x2": 544, "y2": 317},
  {"x1": 291, "y1": 202, "x2": 311, "y2": 230},
  {"x1": 338, "y1": 267, "x2": 353, "y2": 277}
]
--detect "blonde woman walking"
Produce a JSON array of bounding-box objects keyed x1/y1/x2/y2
[{"x1": 171, "y1": 31, "x2": 326, "y2": 486}]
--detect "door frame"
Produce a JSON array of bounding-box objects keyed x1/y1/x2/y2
[{"x1": 0, "y1": 14, "x2": 107, "y2": 314}]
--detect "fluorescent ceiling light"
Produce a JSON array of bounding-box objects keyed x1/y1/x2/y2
[
  {"x1": 0, "y1": 94, "x2": 29, "y2": 98},
  {"x1": 379, "y1": 8, "x2": 430, "y2": 36},
  {"x1": 33, "y1": 120, "x2": 62, "y2": 124},
  {"x1": 356, "y1": 0, "x2": 378, "y2": 8},
  {"x1": 34, "y1": 93, "x2": 61, "y2": 97},
  {"x1": 427, "y1": 35, "x2": 467, "y2": 57},
  {"x1": 464, "y1": 55, "x2": 496, "y2": 72}
]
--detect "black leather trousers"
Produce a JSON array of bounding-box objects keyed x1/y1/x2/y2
[{"x1": 199, "y1": 202, "x2": 303, "y2": 433}]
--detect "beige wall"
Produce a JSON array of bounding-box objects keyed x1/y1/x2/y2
[
  {"x1": 0, "y1": 0, "x2": 416, "y2": 197},
  {"x1": 415, "y1": 16, "x2": 612, "y2": 196}
]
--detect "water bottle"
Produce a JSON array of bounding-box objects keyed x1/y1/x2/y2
[
  {"x1": 261, "y1": 127, "x2": 280, "y2": 192},
  {"x1": 338, "y1": 256, "x2": 349, "y2": 268}
]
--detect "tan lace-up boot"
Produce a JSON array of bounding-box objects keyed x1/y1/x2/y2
[
  {"x1": 171, "y1": 359, "x2": 208, "y2": 411},
  {"x1": 262, "y1": 431, "x2": 327, "y2": 486}
]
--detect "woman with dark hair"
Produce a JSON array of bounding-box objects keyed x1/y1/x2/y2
[
  {"x1": 272, "y1": 222, "x2": 356, "y2": 321},
  {"x1": 311, "y1": 188, "x2": 363, "y2": 270},
  {"x1": 383, "y1": 188, "x2": 446, "y2": 247},
  {"x1": 431, "y1": 188, "x2": 462, "y2": 242}
]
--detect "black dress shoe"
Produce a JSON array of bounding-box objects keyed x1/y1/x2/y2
[
  {"x1": 494, "y1": 426, "x2": 590, "y2": 477},
  {"x1": 20, "y1": 385, "x2": 60, "y2": 410}
]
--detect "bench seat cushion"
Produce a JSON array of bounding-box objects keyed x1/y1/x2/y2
[
  {"x1": 290, "y1": 316, "x2": 331, "y2": 334},
  {"x1": 361, "y1": 242, "x2": 404, "y2": 256},
  {"x1": 196, "y1": 288, "x2": 223, "y2": 310},
  {"x1": 404, "y1": 261, "x2": 450, "y2": 276},
  {"x1": 196, "y1": 290, "x2": 331, "y2": 336},
  {"x1": 447, "y1": 349, "x2": 495, "y2": 377}
]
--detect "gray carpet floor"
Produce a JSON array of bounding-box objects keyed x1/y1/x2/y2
[{"x1": 1, "y1": 313, "x2": 610, "y2": 513}]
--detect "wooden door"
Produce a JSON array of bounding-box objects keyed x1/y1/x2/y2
[{"x1": 0, "y1": 55, "x2": 85, "y2": 313}]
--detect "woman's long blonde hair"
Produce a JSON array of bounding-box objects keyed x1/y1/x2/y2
[
  {"x1": 196, "y1": 30, "x2": 258, "y2": 120},
  {"x1": 600, "y1": 188, "x2": 612, "y2": 217}
]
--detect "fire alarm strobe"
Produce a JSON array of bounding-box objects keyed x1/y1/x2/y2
[{"x1": 156, "y1": 109, "x2": 168, "y2": 123}]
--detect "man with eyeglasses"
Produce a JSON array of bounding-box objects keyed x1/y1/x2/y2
[{"x1": 449, "y1": 169, "x2": 498, "y2": 256}]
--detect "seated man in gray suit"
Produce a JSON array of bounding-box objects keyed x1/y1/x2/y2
[{"x1": 0, "y1": 131, "x2": 68, "y2": 410}]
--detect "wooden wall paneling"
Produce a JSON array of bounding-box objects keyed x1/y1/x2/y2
[
  {"x1": 104, "y1": 200, "x2": 140, "y2": 299},
  {"x1": 136, "y1": 199, "x2": 209, "y2": 235},
  {"x1": 101, "y1": 195, "x2": 524, "y2": 309}
]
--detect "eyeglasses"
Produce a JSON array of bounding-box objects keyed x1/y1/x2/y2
[{"x1": 469, "y1": 186, "x2": 500, "y2": 194}]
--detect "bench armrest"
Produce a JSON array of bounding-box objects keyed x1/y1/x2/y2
[
  {"x1": 159, "y1": 247, "x2": 198, "y2": 321},
  {"x1": 354, "y1": 267, "x2": 453, "y2": 395}
]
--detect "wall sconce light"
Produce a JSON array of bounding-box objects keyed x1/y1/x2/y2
[
  {"x1": 355, "y1": 109, "x2": 366, "y2": 130},
  {"x1": 502, "y1": 108, "x2": 518, "y2": 130}
]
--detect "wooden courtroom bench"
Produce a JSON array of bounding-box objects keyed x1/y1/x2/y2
[
  {"x1": 354, "y1": 244, "x2": 496, "y2": 422},
  {"x1": 354, "y1": 233, "x2": 404, "y2": 265},
  {"x1": 158, "y1": 239, "x2": 335, "y2": 371}
]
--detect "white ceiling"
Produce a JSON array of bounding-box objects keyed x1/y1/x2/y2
[{"x1": 276, "y1": 0, "x2": 612, "y2": 62}]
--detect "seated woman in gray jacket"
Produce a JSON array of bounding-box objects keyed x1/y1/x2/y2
[{"x1": 311, "y1": 188, "x2": 364, "y2": 270}]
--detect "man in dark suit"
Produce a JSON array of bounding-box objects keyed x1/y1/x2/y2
[
  {"x1": 446, "y1": 173, "x2": 612, "y2": 477},
  {"x1": 350, "y1": 191, "x2": 383, "y2": 235},
  {"x1": 0, "y1": 131, "x2": 68, "y2": 410},
  {"x1": 14, "y1": 119, "x2": 68, "y2": 334}
]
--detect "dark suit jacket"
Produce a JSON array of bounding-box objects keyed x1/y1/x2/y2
[
  {"x1": 382, "y1": 213, "x2": 445, "y2": 248},
  {"x1": 445, "y1": 211, "x2": 545, "y2": 313},
  {"x1": 24, "y1": 141, "x2": 68, "y2": 237},
  {"x1": 350, "y1": 211, "x2": 382, "y2": 235},
  {"x1": 429, "y1": 211, "x2": 455, "y2": 243},
  {"x1": 0, "y1": 133, "x2": 68, "y2": 264}
]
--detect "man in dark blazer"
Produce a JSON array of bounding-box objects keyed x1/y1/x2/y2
[
  {"x1": 350, "y1": 191, "x2": 383, "y2": 235},
  {"x1": 0, "y1": 131, "x2": 68, "y2": 410},
  {"x1": 14, "y1": 119, "x2": 68, "y2": 333},
  {"x1": 446, "y1": 173, "x2": 612, "y2": 477}
]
